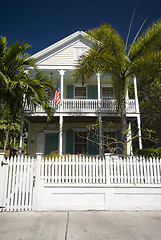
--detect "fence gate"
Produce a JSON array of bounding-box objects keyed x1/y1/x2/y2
[{"x1": 0, "y1": 154, "x2": 35, "y2": 211}]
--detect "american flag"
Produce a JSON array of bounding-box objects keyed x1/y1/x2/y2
[{"x1": 53, "y1": 82, "x2": 60, "y2": 106}]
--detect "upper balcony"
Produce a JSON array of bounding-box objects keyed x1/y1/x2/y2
[{"x1": 24, "y1": 98, "x2": 136, "y2": 116}]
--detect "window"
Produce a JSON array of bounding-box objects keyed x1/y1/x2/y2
[
  {"x1": 102, "y1": 87, "x2": 113, "y2": 99},
  {"x1": 75, "y1": 87, "x2": 86, "y2": 99},
  {"x1": 104, "y1": 132, "x2": 116, "y2": 154},
  {"x1": 75, "y1": 132, "x2": 87, "y2": 154},
  {"x1": 74, "y1": 47, "x2": 86, "y2": 60}
]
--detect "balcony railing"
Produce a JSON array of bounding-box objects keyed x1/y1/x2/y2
[{"x1": 24, "y1": 99, "x2": 136, "y2": 114}]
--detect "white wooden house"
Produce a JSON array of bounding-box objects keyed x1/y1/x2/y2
[{"x1": 25, "y1": 31, "x2": 142, "y2": 157}]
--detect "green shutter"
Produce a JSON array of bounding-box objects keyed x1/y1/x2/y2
[
  {"x1": 116, "y1": 130, "x2": 122, "y2": 155},
  {"x1": 45, "y1": 133, "x2": 58, "y2": 155},
  {"x1": 88, "y1": 131, "x2": 99, "y2": 155},
  {"x1": 87, "y1": 85, "x2": 98, "y2": 99},
  {"x1": 67, "y1": 85, "x2": 74, "y2": 99},
  {"x1": 66, "y1": 130, "x2": 74, "y2": 154}
]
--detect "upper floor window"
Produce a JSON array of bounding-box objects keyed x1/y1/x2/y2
[
  {"x1": 74, "y1": 47, "x2": 86, "y2": 60},
  {"x1": 102, "y1": 86, "x2": 113, "y2": 99},
  {"x1": 75, "y1": 86, "x2": 86, "y2": 99}
]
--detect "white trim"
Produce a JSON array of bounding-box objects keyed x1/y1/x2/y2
[
  {"x1": 101, "y1": 84, "x2": 113, "y2": 88},
  {"x1": 74, "y1": 84, "x2": 87, "y2": 99},
  {"x1": 29, "y1": 65, "x2": 75, "y2": 70},
  {"x1": 101, "y1": 85, "x2": 114, "y2": 99},
  {"x1": 59, "y1": 116, "x2": 63, "y2": 155},
  {"x1": 36, "y1": 39, "x2": 88, "y2": 65},
  {"x1": 31, "y1": 31, "x2": 88, "y2": 60},
  {"x1": 74, "y1": 47, "x2": 87, "y2": 60}
]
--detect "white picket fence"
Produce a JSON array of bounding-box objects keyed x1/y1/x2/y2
[
  {"x1": 41, "y1": 155, "x2": 161, "y2": 185},
  {"x1": 0, "y1": 155, "x2": 35, "y2": 211},
  {"x1": 0, "y1": 153, "x2": 161, "y2": 211}
]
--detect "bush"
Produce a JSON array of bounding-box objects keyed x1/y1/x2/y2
[{"x1": 136, "y1": 148, "x2": 161, "y2": 158}]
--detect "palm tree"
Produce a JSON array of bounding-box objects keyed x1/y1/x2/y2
[
  {"x1": 73, "y1": 19, "x2": 161, "y2": 156},
  {"x1": 0, "y1": 36, "x2": 54, "y2": 152}
]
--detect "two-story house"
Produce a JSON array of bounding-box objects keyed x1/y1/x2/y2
[{"x1": 25, "y1": 31, "x2": 142, "y2": 157}]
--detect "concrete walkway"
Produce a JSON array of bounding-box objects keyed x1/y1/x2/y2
[{"x1": 0, "y1": 211, "x2": 161, "y2": 240}]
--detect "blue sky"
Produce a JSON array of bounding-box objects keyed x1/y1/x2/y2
[{"x1": 1, "y1": 0, "x2": 161, "y2": 55}]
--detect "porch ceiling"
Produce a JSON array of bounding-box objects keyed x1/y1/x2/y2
[{"x1": 25, "y1": 116, "x2": 59, "y2": 123}]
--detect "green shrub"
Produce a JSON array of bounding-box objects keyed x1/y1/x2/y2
[{"x1": 136, "y1": 148, "x2": 161, "y2": 158}]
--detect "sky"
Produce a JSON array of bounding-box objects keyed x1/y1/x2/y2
[{"x1": 1, "y1": 0, "x2": 161, "y2": 56}]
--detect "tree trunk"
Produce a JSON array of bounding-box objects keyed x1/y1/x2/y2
[
  {"x1": 3, "y1": 99, "x2": 18, "y2": 153},
  {"x1": 121, "y1": 78, "x2": 127, "y2": 157},
  {"x1": 18, "y1": 113, "x2": 24, "y2": 156}
]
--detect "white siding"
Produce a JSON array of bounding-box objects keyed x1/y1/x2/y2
[
  {"x1": 29, "y1": 123, "x2": 46, "y2": 157},
  {"x1": 39, "y1": 41, "x2": 90, "y2": 66}
]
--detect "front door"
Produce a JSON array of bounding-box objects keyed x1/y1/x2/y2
[{"x1": 44, "y1": 133, "x2": 58, "y2": 155}]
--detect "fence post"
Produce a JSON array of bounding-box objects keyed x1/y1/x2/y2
[
  {"x1": 35, "y1": 153, "x2": 43, "y2": 211},
  {"x1": 0, "y1": 153, "x2": 6, "y2": 209}
]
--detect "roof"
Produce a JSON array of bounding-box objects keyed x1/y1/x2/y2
[{"x1": 31, "y1": 31, "x2": 89, "y2": 62}]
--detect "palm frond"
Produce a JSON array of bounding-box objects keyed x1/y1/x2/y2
[
  {"x1": 129, "y1": 51, "x2": 161, "y2": 79},
  {"x1": 129, "y1": 18, "x2": 161, "y2": 61}
]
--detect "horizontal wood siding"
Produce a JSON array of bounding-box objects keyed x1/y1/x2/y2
[
  {"x1": 29, "y1": 123, "x2": 46, "y2": 157},
  {"x1": 40, "y1": 41, "x2": 89, "y2": 66}
]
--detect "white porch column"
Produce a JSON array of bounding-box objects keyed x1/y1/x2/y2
[
  {"x1": 96, "y1": 73, "x2": 101, "y2": 106},
  {"x1": 58, "y1": 70, "x2": 66, "y2": 110},
  {"x1": 134, "y1": 77, "x2": 142, "y2": 149},
  {"x1": 127, "y1": 122, "x2": 133, "y2": 155},
  {"x1": 98, "y1": 115, "x2": 103, "y2": 156},
  {"x1": 134, "y1": 77, "x2": 139, "y2": 114},
  {"x1": 97, "y1": 73, "x2": 103, "y2": 155},
  {"x1": 59, "y1": 115, "x2": 63, "y2": 156},
  {"x1": 137, "y1": 115, "x2": 142, "y2": 150},
  {"x1": 18, "y1": 113, "x2": 24, "y2": 156}
]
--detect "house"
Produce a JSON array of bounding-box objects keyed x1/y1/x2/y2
[{"x1": 24, "y1": 31, "x2": 142, "y2": 157}]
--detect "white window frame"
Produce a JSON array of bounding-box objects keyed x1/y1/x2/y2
[
  {"x1": 101, "y1": 84, "x2": 114, "y2": 99},
  {"x1": 74, "y1": 84, "x2": 87, "y2": 99}
]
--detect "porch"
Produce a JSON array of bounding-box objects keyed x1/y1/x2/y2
[{"x1": 24, "y1": 98, "x2": 136, "y2": 114}]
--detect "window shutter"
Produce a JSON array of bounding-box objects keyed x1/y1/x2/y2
[
  {"x1": 67, "y1": 85, "x2": 74, "y2": 99},
  {"x1": 66, "y1": 130, "x2": 74, "y2": 154},
  {"x1": 88, "y1": 131, "x2": 99, "y2": 155},
  {"x1": 87, "y1": 85, "x2": 98, "y2": 99}
]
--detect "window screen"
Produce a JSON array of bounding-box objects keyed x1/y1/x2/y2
[
  {"x1": 102, "y1": 87, "x2": 113, "y2": 99},
  {"x1": 75, "y1": 87, "x2": 86, "y2": 99}
]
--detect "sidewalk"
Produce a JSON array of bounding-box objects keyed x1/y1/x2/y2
[{"x1": 0, "y1": 211, "x2": 161, "y2": 240}]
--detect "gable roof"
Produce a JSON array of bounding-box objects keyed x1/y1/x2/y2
[{"x1": 31, "y1": 31, "x2": 90, "y2": 64}]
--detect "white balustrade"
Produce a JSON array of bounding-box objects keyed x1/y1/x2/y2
[{"x1": 24, "y1": 99, "x2": 136, "y2": 114}]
